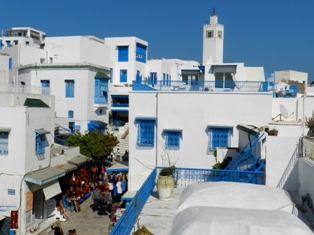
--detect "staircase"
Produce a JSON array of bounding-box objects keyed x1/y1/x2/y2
[
  {"x1": 111, "y1": 125, "x2": 129, "y2": 158},
  {"x1": 216, "y1": 131, "x2": 266, "y2": 184}
]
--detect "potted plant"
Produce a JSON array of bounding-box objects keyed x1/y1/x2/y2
[
  {"x1": 267, "y1": 127, "x2": 278, "y2": 136},
  {"x1": 306, "y1": 117, "x2": 314, "y2": 137},
  {"x1": 156, "y1": 165, "x2": 176, "y2": 201}
]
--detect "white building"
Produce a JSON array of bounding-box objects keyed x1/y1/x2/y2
[{"x1": 0, "y1": 30, "x2": 112, "y2": 135}]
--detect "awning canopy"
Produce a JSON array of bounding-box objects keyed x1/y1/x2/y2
[
  {"x1": 106, "y1": 161, "x2": 128, "y2": 173},
  {"x1": 25, "y1": 167, "x2": 65, "y2": 186},
  {"x1": 68, "y1": 155, "x2": 90, "y2": 166},
  {"x1": 0, "y1": 127, "x2": 11, "y2": 132},
  {"x1": 54, "y1": 163, "x2": 77, "y2": 172},
  {"x1": 35, "y1": 128, "x2": 50, "y2": 135},
  {"x1": 24, "y1": 98, "x2": 49, "y2": 108},
  {"x1": 43, "y1": 181, "x2": 62, "y2": 200},
  {"x1": 95, "y1": 71, "x2": 110, "y2": 79},
  {"x1": 89, "y1": 120, "x2": 107, "y2": 128}
]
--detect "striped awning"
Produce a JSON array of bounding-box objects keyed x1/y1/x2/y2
[
  {"x1": 106, "y1": 162, "x2": 128, "y2": 173},
  {"x1": 24, "y1": 167, "x2": 65, "y2": 186}
]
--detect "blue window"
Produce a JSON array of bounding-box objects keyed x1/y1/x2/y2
[
  {"x1": 35, "y1": 129, "x2": 49, "y2": 157},
  {"x1": 6, "y1": 41, "x2": 10, "y2": 47},
  {"x1": 136, "y1": 70, "x2": 142, "y2": 83},
  {"x1": 208, "y1": 127, "x2": 233, "y2": 151},
  {"x1": 163, "y1": 73, "x2": 166, "y2": 85},
  {"x1": 41, "y1": 80, "x2": 50, "y2": 95},
  {"x1": 0, "y1": 130, "x2": 9, "y2": 156},
  {"x1": 9, "y1": 58, "x2": 12, "y2": 70},
  {"x1": 164, "y1": 130, "x2": 182, "y2": 149},
  {"x1": 35, "y1": 134, "x2": 45, "y2": 156},
  {"x1": 149, "y1": 72, "x2": 157, "y2": 85},
  {"x1": 94, "y1": 78, "x2": 108, "y2": 104},
  {"x1": 120, "y1": 70, "x2": 127, "y2": 83},
  {"x1": 0, "y1": 40, "x2": 2, "y2": 49},
  {"x1": 136, "y1": 118, "x2": 156, "y2": 147},
  {"x1": 136, "y1": 43, "x2": 147, "y2": 63},
  {"x1": 118, "y1": 46, "x2": 129, "y2": 62},
  {"x1": 65, "y1": 80, "x2": 75, "y2": 98},
  {"x1": 68, "y1": 110, "x2": 74, "y2": 118}
]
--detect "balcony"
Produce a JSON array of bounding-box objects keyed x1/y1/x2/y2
[
  {"x1": 132, "y1": 80, "x2": 271, "y2": 93},
  {"x1": 0, "y1": 83, "x2": 50, "y2": 95}
]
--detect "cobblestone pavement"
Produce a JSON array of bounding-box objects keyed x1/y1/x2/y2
[{"x1": 39, "y1": 196, "x2": 111, "y2": 235}]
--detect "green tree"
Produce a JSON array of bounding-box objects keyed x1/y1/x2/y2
[{"x1": 67, "y1": 131, "x2": 119, "y2": 160}]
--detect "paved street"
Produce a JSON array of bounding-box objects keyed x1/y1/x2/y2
[{"x1": 39, "y1": 196, "x2": 111, "y2": 235}]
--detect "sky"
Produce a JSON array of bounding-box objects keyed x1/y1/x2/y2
[{"x1": 1, "y1": 0, "x2": 314, "y2": 82}]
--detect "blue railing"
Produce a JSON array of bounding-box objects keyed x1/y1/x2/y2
[
  {"x1": 225, "y1": 132, "x2": 265, "y2": 171},
  {"x1": 111, "y1": 166, "x2": 265, "y2": 234},
  {"x1": 172, "y1": 167, "x2": 265, "y2": 188},
  {"x1": 111, "y1": 103, "x2": 129, "y2": 108},
  {"x1": 133, "y1": 80, "x2": 270, "y2": 93},
  {"x1": 110, "y1": 169, "x2": 157, "y2": 235}
]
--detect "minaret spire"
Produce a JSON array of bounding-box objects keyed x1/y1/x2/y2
[{"x1": 212, "y1": 7, "x2": 216, "y2": 16}]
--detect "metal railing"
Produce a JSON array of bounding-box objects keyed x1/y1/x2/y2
[
  {"x1": 277, "y1": 139, "x2": 301, "y2": 189},
  {"x1": 110, "y1": 169, "x2": 157, "y2": 235},
  {"x1": 111, "y1": 166, "x2": 265, "y2": 234},
  {"x1": 0, "y1": 83, "x2": 50, "y2": 95},
  {"x1": 133, "y1": 80, "x2": 270, "y2": 93}
]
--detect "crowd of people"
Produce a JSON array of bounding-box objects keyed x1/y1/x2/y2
[{"x1": 52, "y1": 160, "x2": 128, "y2": 233}]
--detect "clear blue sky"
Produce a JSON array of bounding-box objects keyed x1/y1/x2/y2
[{"x1": 2, "y1": 0, "x2": 314, "y2": 82}]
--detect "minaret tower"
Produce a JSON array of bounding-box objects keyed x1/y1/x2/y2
[{"x1": 202, "y1": 8, "x2": 224, "y2": 65}]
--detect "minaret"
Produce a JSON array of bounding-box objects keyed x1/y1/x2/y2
[{"x1": 202, "y1": 8, "x2": 224, "y2": 65}]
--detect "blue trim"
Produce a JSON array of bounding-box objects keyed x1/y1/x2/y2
[
  {"x1": 207, "y1": 126, "x2": 233, "y2": 151},
  {"x1": 68, "y1": 110, "x2": 74, "y2": 118},
  {"x1": 135, "y1": 117, "x2": 156, "y2": 121},
  {"x1": 106, "y1": 168, "x2": 128, "y2": 173}
]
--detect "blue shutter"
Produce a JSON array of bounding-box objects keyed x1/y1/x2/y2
[
  {"x1": 209, "y1": 127, "x2": 232, "y2": 150},
  {"x1": 0, "y1": 40, "x2": 2, "y2": 49},
  {"x1": 94, "y1": 78, "x2": 108, "y2": 104},
  {"x1": 65, "y1": 80, "x2": 75, "y2": 98},
  {"x1": 165, "y1": 130, "x2": 181, "y2": 149},
  {"x1": 137, "y1": 119, "x2": 155, "y2": 147},
  {"x1": 136, "y1": 43, "x2": 147, "y2": 63},
  {"x1": 9, "y1": 58, "x2": 12, "y2": 70},
  {"x1": 118, "y1": 46, "x2": 129, "y2": 62},
  {"x1": 68, "y1": 110, "x2": 74, "y2": 118},
  {"x1": 36, "y1": 134, "x2": 45, "y2": 155},
  {"x1": 120, "y1": 70, "x2": 127, "y2": 83}
]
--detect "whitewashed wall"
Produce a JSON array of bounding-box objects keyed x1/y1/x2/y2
[
  {"x1": 265, "y1": 136, "x2": 300, "y2": 188},
  {"x1": 19, "y1": 68, "x2": 108, "y2": 133},
  {"x1": 129, "y1": 91, "x2": 273, "y2": 190},
  {"x1": 298, "y1": 158, "x2": 314, "y2": 200}
]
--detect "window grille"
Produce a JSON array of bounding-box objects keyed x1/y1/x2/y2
[
  {"x1": 0, "y1": 131, "x2": 9, "y2": 156},
  {"x1": 137, "y1": 119, "x2": 155, "y2": 147},
  {"x1": 136, "y1": 43, "x2": 147, "y2": 63},
  {"x1": 164, "y1": 130, "x2": 181, "y2": 149},
  {"x1": 208, "y1": 127, "x2": 232, "y2": 151}
]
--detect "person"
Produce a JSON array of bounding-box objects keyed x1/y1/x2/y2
[
  {"x1": 68, "y1": 229, "x2": 77, "y2": 235},
  {"x1": 92, "y1": 186, "x2": 101, "y2": 211},
  {"x1": 51, "y1": 218, "x2": 64, "y2": 235}
]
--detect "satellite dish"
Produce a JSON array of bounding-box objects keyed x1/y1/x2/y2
[
  {"x1": 279, "y1": 104, "x2": 289, "y2": 118},
  {"x1": 279, "y1": 104, "x2": 294, "y2": 120}
]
